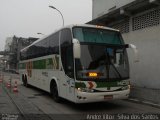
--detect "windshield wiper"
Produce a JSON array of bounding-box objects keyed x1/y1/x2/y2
[
  {"x1": 110, "y1": 61, "x2": 122, "y2": 79},
  {"x1": 106, "y1": 53, "x2": 122, "y2": 79}
]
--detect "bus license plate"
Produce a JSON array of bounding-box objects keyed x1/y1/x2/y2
[{"x1": 104, "y1": 95, "x2": 113, "y2": 100}]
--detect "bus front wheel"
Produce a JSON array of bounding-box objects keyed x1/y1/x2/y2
[{"x1": 51, "y1": 82, "x2": 60, "y2": 103}]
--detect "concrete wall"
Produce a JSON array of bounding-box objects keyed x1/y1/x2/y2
[
  {"x1": 124, "y1": 23, "x2": 160, "y2": 89},
  {"x1": 92, "y1": 0, "x2": 135, "y2": 19}
]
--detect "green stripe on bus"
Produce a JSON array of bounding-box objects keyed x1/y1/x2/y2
[
  {"x1": 46, "y1": 58, "x2": 54, "y2": 69},
  {"x1": 19, "y1": 57, "x2": 59, "y2": 70},
  {"x1": 96, "y1": 81, "x2": 119, "y2": 87},
  {"x1": 75, "y1": 82, "x2": 86, "y2": 88},
  {"x1": 75, "y1": 81, "x2": 127, "y2": 88},
  {"x1": 33, "y1": 59, "x2": 46, "y2": 69}
]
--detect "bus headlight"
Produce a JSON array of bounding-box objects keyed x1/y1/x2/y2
[
  {"x1": 121, "y1": 85, "x2": 130, "y2": 90},
  {"x1": 77, "y1": 88, "x2": 94, "y2": 92}
]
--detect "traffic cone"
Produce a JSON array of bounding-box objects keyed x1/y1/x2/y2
[
  {"x1": 7, "y1": 82, "x2": 11, "y2": 88},
  {"x1": 13, "y1": 81, "x2": 18, "y2": 93}
]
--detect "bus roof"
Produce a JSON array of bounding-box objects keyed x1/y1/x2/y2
[{"x1": 20, "y1": 24, "x2": 120, "y2": 52}]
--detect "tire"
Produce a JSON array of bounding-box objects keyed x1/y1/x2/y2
[
  {"x1": 23, "y1": 75, "x2": 29, "y2": 87},
  {"x1": 51, "y1": 82, "x2": 61, "y2": 103},
  {"x1": 22, "y1": 75, "x2": 25, "y2": 86}
]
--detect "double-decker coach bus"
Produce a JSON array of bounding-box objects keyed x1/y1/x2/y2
[{"x1": 19, "y1": 24, "x2": 138, "y2": 103}]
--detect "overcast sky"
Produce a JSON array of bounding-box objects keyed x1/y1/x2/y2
[{"x1": 0, "y1": 0, "x2": 92, "y2": 51}]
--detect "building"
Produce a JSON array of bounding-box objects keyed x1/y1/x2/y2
[
  {"x1": 88, "y1": 0, "x2": 160, "y2": 104},
  {"x1": 0, "y1": 56, "x2": 5, "y2": 70},
  {"x1": 3, "y1": 36, "x2": 38, "y2": 70},
  {"x1": 4, "y1": 37, "x2": 13, "y2": 51}
]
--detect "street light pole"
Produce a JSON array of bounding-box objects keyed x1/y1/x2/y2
[
  {"x1": 4, "y1": 60, "x2": 7, "y2": 70},
  {"x1": 49, "y1": 5, "x2": 64, "y2": 27}
]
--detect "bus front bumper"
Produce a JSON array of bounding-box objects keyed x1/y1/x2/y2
[{"x1": 75, "y1": 89, "x2": 130, "y2": 103}]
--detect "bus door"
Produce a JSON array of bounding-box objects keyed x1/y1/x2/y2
[
  {"x1": 61, "y1": 45, "x2": 75, "y2": 100},
  {"x1": 65, "y1": 46, "x2": 75, "y2": 100}
]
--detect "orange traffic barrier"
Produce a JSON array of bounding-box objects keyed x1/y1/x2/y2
[{"x1": 13, "y1": 81, "x2": 18, "y2": 93}]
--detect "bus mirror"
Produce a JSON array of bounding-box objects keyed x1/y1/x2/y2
[
  {"x1": 128, "y1": 44, "x2": 139, "y2": 62},
  {"x1": 73, "y1": 39, "x2": 81, "y2": 59}
]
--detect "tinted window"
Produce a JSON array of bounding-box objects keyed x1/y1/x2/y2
[
  {"x1": 60, "y1": 29, "x2": 74, "y2": 78},
  {"x1": 31, "y1": 40, "x2": 48, "y2": 58},
  {"x1": 73, "y1": 27, "x2": 124, "y2": 45},
  {"x1": 20, "y1": 32, "x2": 60, "y2": 60},
  {"x1": 60, "y1": 29, "x2": 72, "y2": 46},
  {"x1": 48, "y1": 32, "x2": 59, "y2": 54},
  {"x1": 75, "y1": 44, "x2": 129, "y2": 81}
]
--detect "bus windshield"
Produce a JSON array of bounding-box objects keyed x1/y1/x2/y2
[
  {"x1": 73, "y1": 27, "x2": 124, "y2": 45},
  {"x1": 73, "y1": 27, "x2": 129, "y2": 81}
]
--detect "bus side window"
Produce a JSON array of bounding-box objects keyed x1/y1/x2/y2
[
  {"x1": 49, "y1": 32, "x2": 59, "y2": 55},
  {"x1": 60, "y1": 29, "x2": 74, "y2": 78}
]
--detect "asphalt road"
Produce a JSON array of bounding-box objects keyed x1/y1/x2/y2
[{"x1": 0, "y1": 72, "x2": 160, "y2": 120}]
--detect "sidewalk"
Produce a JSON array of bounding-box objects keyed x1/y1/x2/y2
[
  {"x1": 0, "y1": 81, "x2": 19, "y2": 114},
  {"x1": 129, "y1": 86, "x2": 160, "y2": 108}
]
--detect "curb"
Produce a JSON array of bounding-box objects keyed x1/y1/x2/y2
[{"x1": 126, "y1": 98, "x2": 160, "y2": 109}]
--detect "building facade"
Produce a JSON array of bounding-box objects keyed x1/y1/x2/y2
[
  {"x1": 4, "y1": 37, "x2": 13, "y2": 51},
  {"x1": 3, "y1": 36, "x2": 38, "y2": 70},
  {"x1": 89, "y1": 0, "x2": 160, "y2": 104}
]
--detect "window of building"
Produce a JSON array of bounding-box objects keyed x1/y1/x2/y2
[
  {"x1": 132, "y1": 9, "x2": 160, "y2": 31},
  {"x1": 111, "y1": 19, "x2": 130, "y2": 34}
]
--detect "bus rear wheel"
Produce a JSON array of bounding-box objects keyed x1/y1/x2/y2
[
  {"x1": 23, "y1": 75, "x2": 29, "y2": 87},
  {"x1": 22, "y1": 75, "x2": 27, "y2": 86},
  {"x1": 51, "y1": 82, "x2": 60, "y2": 103},
  {"x1": 22, "y1": 75, "x2": 25, "y2": 86}
]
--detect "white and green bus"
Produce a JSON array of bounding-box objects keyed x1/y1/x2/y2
[{"x1": 19, "y1": 24, "x2": 138, "y2": 103}]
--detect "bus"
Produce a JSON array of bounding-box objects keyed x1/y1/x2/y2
[{"x1": 19, "y1": 24, "x2": 138, "y2": 103}]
